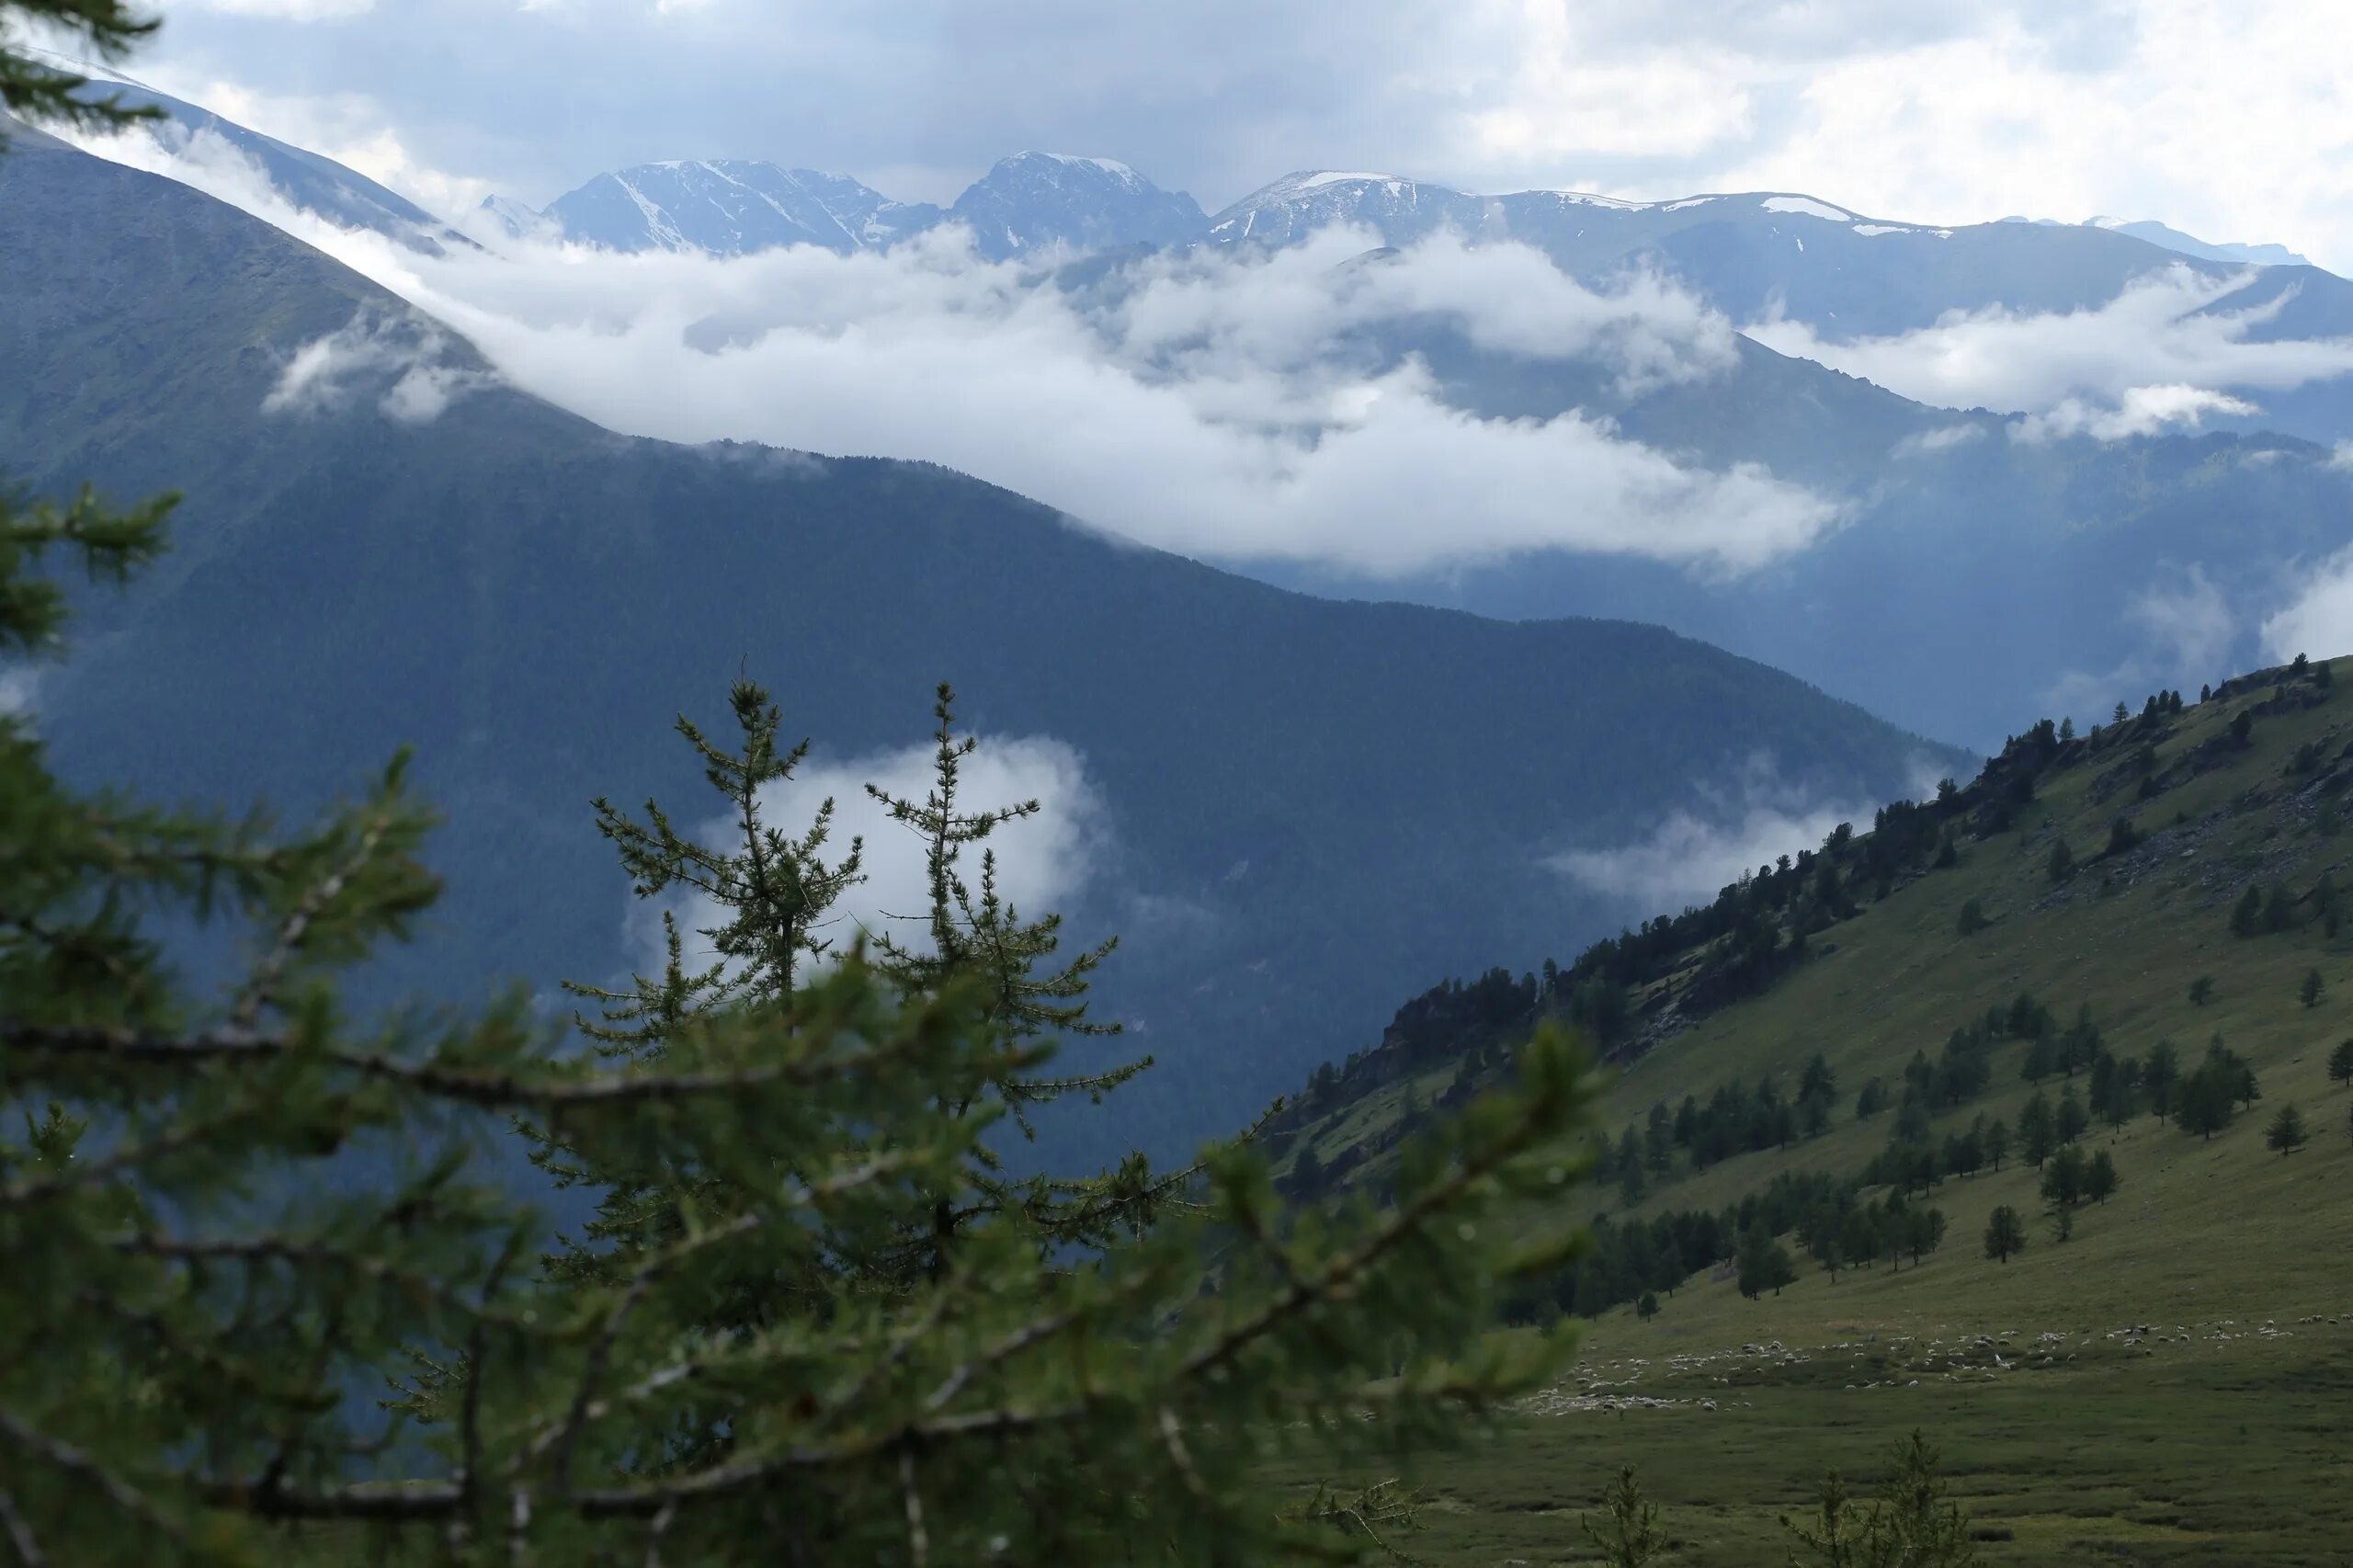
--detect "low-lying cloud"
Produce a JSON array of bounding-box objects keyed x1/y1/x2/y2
[
  {"x1": 2011, "y1": 384, "x2": 2260, "y2": 443},
  {"x1": 2045, "y1": 563, "x2": 2243, "y2": 722},
  {"x1": 1891, "y1": 422, "x2": 1985, "y2": 457},
  {"x1": 73, "y1": 122, "x2": 1846, "y2": 578},
  {"x1": 1749, "y1": 265, "x2": 2353, "y2": 437},
  {"x1": 262, "y1": 312, "x2": 492, "y2": 423},
  {"x1": 1542, "y1": 755, "x2": 1927, "y2": 908},
  {"x1": 2261, "y1": 548, "x2": 2353, "y2": 665},
  {"x1": 643, "y1": 730, "x2": 1109, "y2": 981}
]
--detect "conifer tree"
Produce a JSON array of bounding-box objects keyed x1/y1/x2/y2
[
  {"x1": 2018, "y1": 1091, "x2": 2056, "y2": 1167},
  {"x1": 1984, "y1": 1205, "x2": 2028, "y2": 1263},
  {"x1": 2267, "y1": 1103, "x2": 2309, "y2": 1155},
  {"x1": 2138, "y1": 1040, "x2": 2179, "y2": 1123},
  {"x1": 0, "y1": 24, "x2": 1610, "y2": 1557},
  {"x1": 0, "y1": 0, "x2": 158, "y2": 136},
  {"x1": 1736, "y1": 1222, "x2": 1798, "y2": 1299},
  {"x1": 2329, "y1": 1039, "x2": 2353, "y2": 1088},
  {"x1": 2040, "y1": 1145, "x2": 2087, "y2": 1211},
  {"x1": 1984, "y1": 1117, "x2": 2011, "y2": 1171},
  {"x1": 2085, "y1": 1148, "x2": 2119, "y2": 1205},
  {"x1": 2301, "y1": 969, "x2": 2326, "y2": 1010},
  {"x1": 1782, "y1": 1432, "x2": 1980, "y2": 1567},
  {"x1": 2056, "y1": 1085, "x2": 2089, "y2": 1145},
  {"x1": 1583, "y1": 1466, "x2": 1665, "y2": 1567}
]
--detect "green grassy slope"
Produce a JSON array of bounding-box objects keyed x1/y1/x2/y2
[
  {"x1": 1261, "y1": 659, "x2": 2353, "y2": 1563},
  {"x1": 1287, "y1": 659, "x2": 2353, "y2": 1328}
]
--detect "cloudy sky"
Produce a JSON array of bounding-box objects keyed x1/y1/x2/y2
[{"x1": 96, "y1": 0, "x2": 2353, "y2": 269}]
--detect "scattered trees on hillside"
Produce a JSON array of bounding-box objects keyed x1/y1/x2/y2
[{"x1": 2330, "y1": 1040, "x2": 2353, "y2": 1087}]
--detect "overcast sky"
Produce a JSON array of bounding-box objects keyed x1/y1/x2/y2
[{"x1": 95, "y1": 0, "x2": 2353, "y2": 269}]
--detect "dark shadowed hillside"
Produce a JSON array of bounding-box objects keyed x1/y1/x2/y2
[{"x1": 0, "y1": 135, "x2": 1952, "y2": 1160}]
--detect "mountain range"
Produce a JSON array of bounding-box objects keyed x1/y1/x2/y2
[
  {"x1": 0, "y1": 128, "x2": 1949, "y2": 1164},
  {"x1": 42, "y1": 76, "x2": 2353, "y2": 744},
  {"x1": 504, "y1": 153, "x2": 2318, "y2": 290}
]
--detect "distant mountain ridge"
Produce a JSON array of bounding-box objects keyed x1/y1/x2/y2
[
  {"x1": 0, "y1": 133, "x2": 1952, "y2": 1164},
  {"x1": 536, "y1": 159, "x2": 940, "y2": 256},
  {"x1": 25, "y1": 48, "x2": 468, "y2": 255},
  {"x1": 45, "y1": 73, "x2": 2353, "y2": 752},
  {"x1": 40, "y1": 53, "x2": 2321, "y2": 282}
]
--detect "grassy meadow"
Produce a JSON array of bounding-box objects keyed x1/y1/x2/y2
[{"x1": 1275, "y1": 664, "x2": 2353, "y2": 1562}]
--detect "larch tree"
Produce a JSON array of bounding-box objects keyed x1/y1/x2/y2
[
  {"x1": 1983, "y1": 1205, "x2": 2028, "y2": 1264},
  {"x1": 0, "y1": 16, "x2": 1608, "y2": 1560},
  {"x1": 2267, "y1": 1103, "x2": 2310, "y2": 1155}
]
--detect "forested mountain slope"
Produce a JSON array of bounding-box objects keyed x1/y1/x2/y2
[
  {"x1": 0, "y1": 133, "x2": 1948, "y2": 1161},
  {"x1": 1272, "y1": 654, "x2": 2353, "y2": 1338}
]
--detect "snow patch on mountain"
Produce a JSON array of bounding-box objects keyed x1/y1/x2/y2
[{"x1": 1760, "y1": 196, "x2": 1853, "y2": 221}]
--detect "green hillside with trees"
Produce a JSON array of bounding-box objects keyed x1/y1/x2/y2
[{"x1": 1261, "y1": 654, "x2": 2353, "y2": 1562}]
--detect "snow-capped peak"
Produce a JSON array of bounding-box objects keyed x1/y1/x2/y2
[
  {"x1": 1292, "y1": 170, "x2": 1407, "y2": 189},
  {"x1": 1758, "y1": 195, "x2": 1857, "y2": 222},
  {"x1": 997, "y1": 152, "x2": 1152, "y2": 190}
]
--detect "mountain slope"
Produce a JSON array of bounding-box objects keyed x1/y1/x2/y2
[
  {"x1": 946, "y1": 152, "x2": 1206, "y2": 258},
  {"x1": 0, "y1": 134, "x2": 1950, "y2": 1161},
  {"x1": 540, "y1": 159, "x2": 939, "y2": 254},
  {"x1": 1272, "y1": 654, "x2": 2353, "y2": 1335},
  {"x1": 27, "y1": 50, "x2": 461, "y2": 254},
  {"x1": 1231, "y1": 305, "x2": 2351, "y2": 750},
  {"x1": 535, "y1": 149, "x2": 1203, "y2": 259},
  {"x1": 1211, "y1": 176, "x2": 2353, "y2": 341},
  {"x1": 2084, "y1": 215, "x2": 2310, "y2": 267}
]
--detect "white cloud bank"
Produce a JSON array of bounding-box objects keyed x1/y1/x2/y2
[
  {"x1": 1542, "y1": 755, "x2": 1930, "y2": 908},
  {"x1": 1546, "y1": 801, "x2": 1860, "y2": 907},
  {"x1": 2262, "y1": 549, "x2": 2353, "y2": 665},
  {"x1": 651, "y1": 732, "x2": 1110, "y2": 976},
  {"x1": 261, "y1": 312, "x2": 493, "y2": 423},
  {"x1": 1749, "y1": 265, "x2": 2353, "y2": 439},
  {"x1": 2044, "y1": 563, "x2": 2244, "y2": 722},
  {"x1": 68, "y1": 121, "x2": 1846, "y2": 579}
]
